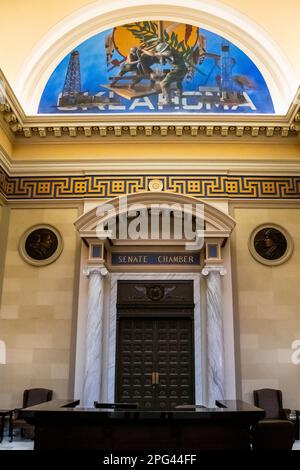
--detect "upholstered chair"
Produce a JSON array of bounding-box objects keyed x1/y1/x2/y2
[
  {"x1": 253, "y1": 388, "x2": 290, "y2": 420},
  {"x1": 10, "y1": 388, "x2": 53, "y2": 441},
  {"x1": 251, "y1": 419, "x2": 295, "y2": 450},
  {"x1": 251, "y1": 388, "x2": 295, "y2": 449}
]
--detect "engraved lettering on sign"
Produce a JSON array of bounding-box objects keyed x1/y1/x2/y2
[{"x1": 112, "y1": 252, "x2": 200, "y2": 265}]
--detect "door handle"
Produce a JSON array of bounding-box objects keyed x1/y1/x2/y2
[
  {"x1": 152, "y1": 372, "x2": 160, "y2": 385},
  {"x1": 152, "y1": 372, "x2": 156, "y2": 385}
]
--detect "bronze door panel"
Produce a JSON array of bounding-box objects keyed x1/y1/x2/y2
[
  {"x1": 156, "y1": 317, "x2": 194, "y2": 410},
  {"x1": 116, "y1": 317, "x2": 156, "y2": 409},
  {"x1": 116, "y1": 316, "x2": 194, "y2": 410}
]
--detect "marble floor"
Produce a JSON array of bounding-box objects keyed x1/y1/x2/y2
[
  {"x1": 0, "y1": 434, "x2": 34, "y2": 450},
  {"x1": 0, "y1": 434, "x2": 299, "y2": 450},
  {"x1": 293, "y1": 440, "x2": 300, "y2": 450}
]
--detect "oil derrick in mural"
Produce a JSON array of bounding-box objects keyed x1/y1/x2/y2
[
  {"x1": 219, "y1": 42, "x2": 235, "y2": 101},
  {"x1": 217, "y1": 41, "x2": 246, "y2": 105},
  {"x1": 218, "y1": 41, "x2": 256, "y2": 105},
  {"x1": 58, "y1": 51, "x2": 81, "y2": 106},
  {"x1": 58, "y1": 50, "x2": 119, "y2": 109},
  {"x1": 201, "y1": 41, "x2": 256, "y2": 107}
]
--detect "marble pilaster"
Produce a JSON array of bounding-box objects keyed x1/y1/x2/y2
[
  {"x1": 202, "y1": 265, "x2": 226, "y2": 407},
  {"x1": 82, "y1": 265, "x2": 108, "y2": 407}
]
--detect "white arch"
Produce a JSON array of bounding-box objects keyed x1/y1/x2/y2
[
  {"x1": 15, "y1": 0, "x2": 298, "y2": 115},
  {"x1": 74, "y1": 191, "x2": 236, "y2": 239}
]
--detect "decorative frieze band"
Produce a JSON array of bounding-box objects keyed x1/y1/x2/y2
[{"x1": 1, "y1": 168, "x2": 300, "y2": 201}]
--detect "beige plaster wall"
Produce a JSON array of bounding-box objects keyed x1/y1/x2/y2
[
  {"x1": 11, "y1": 142, "x2": 300, "y2": 162},
  {"x1": 1, "y1": 200, "x2": 300, "y2": 410},
  {"x1": 0, "y1": 202, "x2": 9, "y2": 304},
  {"x1": 0, "y1": 206, "x2": 79, "y2": 407},
  {"x1": 232, "y1": 205, "x2": 300, "y2": 409},
  {"x1": 0, "y1": 126, "x2": 13, "y2": 157},
  {"x1": 0, "y1": 0, "x2": 299, "y2": 84}
]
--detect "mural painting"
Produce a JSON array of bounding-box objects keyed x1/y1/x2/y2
[{"x1": 39, "y1": 21, "x2": 274, "y2": 114}]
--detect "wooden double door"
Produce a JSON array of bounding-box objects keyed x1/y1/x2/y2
[{"x1": 116, "y1": 315, "x2": 195, "y2": 410}]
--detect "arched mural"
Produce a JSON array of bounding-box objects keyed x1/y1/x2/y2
[{"x1": 38, "y1": 21, "x2": 274, "y2": 114}]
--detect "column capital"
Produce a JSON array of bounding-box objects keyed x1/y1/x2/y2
[
  {"x1": 201, "y1": 265, "x2": 227, "y2": 276},
  {"x1": 83, "y1": 265, "x2": 108, "y2": 278}
]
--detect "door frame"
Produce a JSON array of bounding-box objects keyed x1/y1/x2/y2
[{"x1": 105, "y1": 273, "x2": 203, "y2": 405}]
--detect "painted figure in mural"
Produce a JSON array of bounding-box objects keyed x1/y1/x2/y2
[
  {"x1": 105, "y1": 33, "x2": 115, "y2": 66},
  {"x1": 110, "y1": 47, "x2": 140, "y2": 86},
  {"x1": 135, "y1": 49, "x2": 160, "y2": 88},
  {"x1": 111, "y1": 47, "x2": 159, "y2": 89},
  {"x1": 153, "y1": 42, "x2": 188, "y2": 104}
]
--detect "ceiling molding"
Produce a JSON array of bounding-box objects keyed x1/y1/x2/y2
[
  {"x1": 0, "y1": 70, "x2": 299, "y2": 143},
  {"x1": 2, "y1": 155, "x2": 300, "y2": 177}
]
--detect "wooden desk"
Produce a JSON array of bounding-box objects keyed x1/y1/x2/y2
[
  {"x1": 0, "y1": 409, "x2": 13, "y2": 442},
  {"x1": 22, "y1": 399, "x2": 264, "y2": 451}
]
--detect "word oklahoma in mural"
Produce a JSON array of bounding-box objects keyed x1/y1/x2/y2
[{"x1": 39, "y1": 21, "x2": 274, "y2": 114}]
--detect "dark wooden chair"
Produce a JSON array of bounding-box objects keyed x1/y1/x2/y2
[
  {"x1": 253, "y1": 388, "x2": 290, "y2": 420},
  {"x1": 251, "y1": 388, "x2": 296, "y2": 448},
  {"x1": 251, "y1": 419, "x2": 295, "y2": 450},
  {"x1": 10, "y1": 388, "x2": 53, "y2": 441}
]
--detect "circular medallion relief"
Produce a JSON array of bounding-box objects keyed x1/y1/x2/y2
[
  {"x1": 146, "y1": 285, "x2": 164, "y2": 301},
  {"x1": 19, "y1": 224, "x2": 63, "y2": 266},
  {"x1": 149, "y1": 179, "x2": 163, "y2": 192},
  {"x1": 248, "y1": 224, "x2": 293, "y2": 266}
]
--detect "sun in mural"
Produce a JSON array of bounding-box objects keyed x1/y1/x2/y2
[{"x1": 103, "y1": 21, "x2": 207, "y2": 102}]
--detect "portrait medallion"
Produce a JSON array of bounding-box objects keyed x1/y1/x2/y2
[
  {"x1": 249, "y1": 224, "x2": 293, "y2": 266},
  {"x1": 19, "y1": 225, "x2": 63, "y2": 266}
]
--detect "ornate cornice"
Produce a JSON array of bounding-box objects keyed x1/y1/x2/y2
[
  {"x1": 291, "y1": 110, "x2": 300, "y2": 133},
  {"x1": 1, "y1": 71, "x2": 299, "y2": 142}
]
